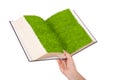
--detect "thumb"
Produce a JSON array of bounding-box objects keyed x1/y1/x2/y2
[{"x1": 63, "y1": 50, "x2": 72, "y2": 59}]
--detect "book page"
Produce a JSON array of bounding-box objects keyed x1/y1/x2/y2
[
  {"x1": 24, "y1": 16, "x2": 63, "y2": 53},
  {"x1": 46, "y1": 9, "x2": 94, "y2": 54},
  {"x1": 10, "y1": 17, "x2": 47, "y2": 61}
]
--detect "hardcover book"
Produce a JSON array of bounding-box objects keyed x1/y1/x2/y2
[{"x1": 10, "y1": 9, "x2": 96, "y2": 61}]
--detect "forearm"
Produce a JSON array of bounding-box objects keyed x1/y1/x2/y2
[{"x1": 68, "y1": 71, "x2": 85, "y2": 80}]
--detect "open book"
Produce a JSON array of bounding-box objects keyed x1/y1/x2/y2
[{"x1": 9, "y1": 9, "x2": 96, "y2": 61}]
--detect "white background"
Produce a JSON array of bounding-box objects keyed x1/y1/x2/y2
[{"x1": 0, "y1": 0, "x2": 120, "y2": 80}]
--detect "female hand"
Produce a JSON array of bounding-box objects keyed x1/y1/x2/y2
[{"x1": 57, "y1": 51, "x2": 85, "y2": 80}]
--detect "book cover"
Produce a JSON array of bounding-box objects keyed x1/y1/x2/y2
[{"x1": 9, "y1": 9, "x2": 97, "y2": 61}]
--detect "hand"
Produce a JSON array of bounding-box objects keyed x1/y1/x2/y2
[{"x1": 57, "y1": 51, "x2": 85, "y2": 80}]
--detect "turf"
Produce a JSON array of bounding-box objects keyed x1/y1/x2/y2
[
  {"x1": 24, "y1": 9, "x2": 92, "y2": 54},
  {"x1": 24, "y1": 15, "x2": 63, "y2": 53},
  {"x1": 46, "y1": 9, "x2": 92, "y2": 53}
]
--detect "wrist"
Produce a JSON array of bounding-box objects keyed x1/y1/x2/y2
[
  {"x1": 67, "y1": 71, "x2": 78, "y2": 80},
  {"x1": 67, "y1": 71, "x2": 85, "y2": 80}
]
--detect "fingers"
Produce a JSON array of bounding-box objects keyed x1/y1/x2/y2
[
  {"x1": 57, "y1": 59, "x2": 62, "y2": 66},
  {"x1": 63, "y1": 51, "x2": 75, "y2": 66},
  {"x1": 57, "y1": 59, "x2": 67, "y2": 70},
  {"x1": 57, "y1": 59, "x2": 65, "y2": 67},
  {"x1": 63, "y1": 50, "x2": 72, "y2": 59},
  {"x1": 57, "y1": 50, "x2": 72, "y2": 69}
]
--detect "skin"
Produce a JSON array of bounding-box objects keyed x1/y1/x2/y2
[{"x1": 57, "y1": 51, "x2": 85, "y2": 80}]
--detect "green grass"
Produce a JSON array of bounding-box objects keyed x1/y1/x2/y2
[
  {"x1": 24, "y1": 9, "x2": 92, "y2": 54},
  {"x1": 24, "y1": 15, "x2": 63, "y2": 53},
  {"x1": 46, "y1": 9, "x2": 92, "y2": 53}
]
